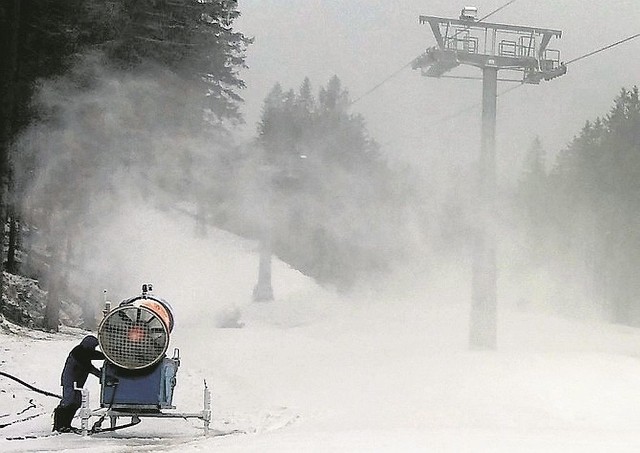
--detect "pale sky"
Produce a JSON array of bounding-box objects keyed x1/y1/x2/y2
[{"x1": 235, "y1": 0, "x2": 640, "y2": 179}]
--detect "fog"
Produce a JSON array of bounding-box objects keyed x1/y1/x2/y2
[
  {"x1": 12, "y1": 53, "x2": 244, "y2": 309},
  {"x1": 9, "y1": 1, "x2": 640, "y2": 332},
  {"x1": 5, "y1": 4, "x2": 640, "y2": 449},
  {"x1": 232, "y1": 0, "x2": 640, "y2": 325},
  {"x1": 236, "y1": 0, "x2": 640, "y2": 175}
]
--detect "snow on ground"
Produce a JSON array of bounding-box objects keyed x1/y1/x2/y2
[{"x1": 3, "y1": 206, "x2": 640, "y2": 452}]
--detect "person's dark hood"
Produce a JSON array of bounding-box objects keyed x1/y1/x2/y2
[{"x1": 79, "y1": 335, "x2": 99, "y2": 349}]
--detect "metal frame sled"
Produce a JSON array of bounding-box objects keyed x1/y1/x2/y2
[{"x1": 78, "y1": 379, "x2": 212, "y2": 436}]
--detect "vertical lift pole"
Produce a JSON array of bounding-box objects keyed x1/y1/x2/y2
[{"x1": 413, "y1": 8, "x2": 565, "y2": 349}]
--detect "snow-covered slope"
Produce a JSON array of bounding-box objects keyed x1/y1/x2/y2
[{"x1": 3, "y1": 206, "x2": 640, "y2": 452}]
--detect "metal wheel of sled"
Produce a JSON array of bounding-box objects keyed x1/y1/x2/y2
[{"x1": 98, "y1": 305, "x2": 169, "y2": 370}]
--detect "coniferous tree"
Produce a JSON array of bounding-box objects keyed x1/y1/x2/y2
[
  {"x1": 106, "y1": 0, "x2": 251, "y2": 127},
  {"x1": 255, "y1": 76, "x2": 417, "y2": 290},
  {"x1": 0, "y1": 0, "x2": 93, "y2": 320},
  {"x1": 4, "y1": 0, "x2": 251, "y2": 330},
  {"x1": 539, "y1": 86, "x2": 640, "y2": 324},
  {"x1": 515, "y1": 136, "x2": 548, "y2": 259}
]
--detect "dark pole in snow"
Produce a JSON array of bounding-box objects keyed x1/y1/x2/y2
[
  {"x1": 253, "y1": 165, "x2": 274, "y2": 302},
  {"x1": 253, "y1": 226, "x2": 274, "y2": 302},
  {"x1": 469, "y1": 66, "x2": 498, "y2": 349}
]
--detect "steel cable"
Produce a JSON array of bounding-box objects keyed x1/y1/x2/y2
[{"x1": 350, "y1": 0, "x2": 521, "y2": 105}]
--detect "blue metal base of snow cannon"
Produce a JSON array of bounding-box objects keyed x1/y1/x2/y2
[{"x1": 101, "y1": 356, "x2": 179, "y2": 410}]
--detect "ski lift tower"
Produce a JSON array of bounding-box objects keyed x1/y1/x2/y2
[{"x1": 413, "y1": 7, "x2": 565, "y2": 350}]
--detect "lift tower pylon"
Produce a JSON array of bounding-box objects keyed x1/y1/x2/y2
[{"x1": 413, "y1": 9, "x2": 565, "y2": 350}]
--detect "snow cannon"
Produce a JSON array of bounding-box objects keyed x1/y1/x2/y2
[
  {"x1": 98, "y1": 284, "x2": 174, "y2": 370},
  {"x1": 97, "y1": 284, "x2": 179, "y2": 410},
  {"x1": 86, "y1": 284, "x2": 210, "y2": 436}
]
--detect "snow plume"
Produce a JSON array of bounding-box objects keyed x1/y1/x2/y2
[
  {"x1": 8, "y1": 53, "x2": 603, "y2": 332},
  {"x1": 11, "y1": 51, "x2": 245, "y2": 325},
  {"x1": 11, "y1": 53, "x2": 443, "y2": 321}
]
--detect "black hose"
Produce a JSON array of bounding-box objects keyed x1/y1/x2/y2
[
  {"x1": 0, "y1": 412, "x2": 46, "y2": 429},
  {"x1": 91, "y1": 416, "x2": 140, "y2": 434},
  {"x1": 0, "y1": 371, "x2": 61, "y2": 399},
  {"x1": 0, "y1": 370, "x2": 138, "y2": 435},
  {"x1": 1, "y1": 370, "x2": 141, "y2": 435},
  {"x1": 90, "y1": 379, "x2": 118, "y2": 433}
]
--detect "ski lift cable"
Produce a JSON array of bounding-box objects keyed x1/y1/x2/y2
[
  {"x1": 493, "y1": 32, "x2": 640, "y2": 98},
  {"x1": 423, "y1": 83, "x2": 524, "y2": 128},
  {"x1": 564, "y1": 33, "x2": 640, "y2": 66},
  {"x1": 477, "y1": 0, "x2": 520, "y2": 23},
  {"x1": 423, "y1": 33, "x2": 640, "y2": 129},
  {"x1": 439, "y1": 0, "x2": 521, "y2": 49},
  {"x1": 349, "y1": 61, "x2": 415, "y2": 106},
  {"x1": 349, "y1": 0, "x2": 521, "y2": 106}
]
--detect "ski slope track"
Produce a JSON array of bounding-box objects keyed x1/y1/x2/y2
[{"x1": 3, "y1": 206, "x2": 640, "y2": 452}]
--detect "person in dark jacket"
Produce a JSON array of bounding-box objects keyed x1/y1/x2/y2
[{"x1": 53, "y1": 335, "x2": 105, "y2": 432}]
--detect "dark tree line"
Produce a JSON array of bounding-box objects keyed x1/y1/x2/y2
[
  {"x1": 515, "y1": 86, "x2": 640, "y2": 325},
  {"x1": 6, "y1": 3, "x2": 638, "y2": 332},
  {"x1": 253, "y1": 76, "x2": 419, "y2": 290},
  {"x1": 0, "y1": 1, "x2": 250, "y2": 330}
]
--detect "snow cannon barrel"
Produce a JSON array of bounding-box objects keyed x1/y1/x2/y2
[{"x1": 98, "y1": 293, "x2": 175, "y2": 370}]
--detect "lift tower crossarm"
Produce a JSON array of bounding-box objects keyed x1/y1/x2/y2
[
  {"x1": 538, "y1": 32, "x2": 555, "y2": 56},
  {"x1": 419, "y1": 16, "x2": 562, "y2": 41},
  {"x1": 415, "y1": 14, "x2": 565, "y2": 84},
  {"x1": 426, "y1": 19, "x2": 446, "y2": 49}
]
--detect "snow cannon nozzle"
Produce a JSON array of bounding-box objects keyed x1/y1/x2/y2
[
  {"x1": 97, "y1": 287, "x2": 175, "y2": 370},
  {"x1": 141, "y1": 283, "x2": 153, "y2": 295}
]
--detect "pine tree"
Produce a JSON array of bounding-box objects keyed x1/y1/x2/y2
[
  {"x1": 107, "y1": 0, "x2": 251, "y2": 127},
  {"x1": 5, "y1": 0, "x2": 252, "y2": 330},
  {"x1": 516, "y1": 136, "x2": 548, "y2": 258},
  {"x1": 0, "y1": 0, "x2": 94, "y2": 319},
  {"x1": 254, "y1": 76, "x2": 415, "y2": 290},
  {"x1": 549, "y1": 86, "x2": 640, "y2": 325}
]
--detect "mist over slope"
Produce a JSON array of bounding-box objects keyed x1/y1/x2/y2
[{"x1": 3, "y1": 206, "x2": 640, "y2": 452}]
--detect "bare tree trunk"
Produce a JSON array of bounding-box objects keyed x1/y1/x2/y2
[
  {"x1": 44, "y1": 218, "x2": 66, "y2": 331},
  {"x1": 253, "y1": 228, "x2": 273, "y2": 302},
  {"x1": 0, "y1": 0, "x2": 22, "y2": 318},
  {"x1": 44, "y1": 254, "x2": 61, "y2": 331},
  {"x1": 6, "y1": 204, "x2": 19, "y2": 274}
]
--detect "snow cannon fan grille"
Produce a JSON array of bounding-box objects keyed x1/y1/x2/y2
[{"x1": 98, "y1": 297, "x2": 173, "y2": 370}]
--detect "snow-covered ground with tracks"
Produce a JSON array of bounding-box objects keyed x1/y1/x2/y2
[{"x1": 3, "y1": 206, "x2": 640, "y2": 452}]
